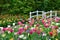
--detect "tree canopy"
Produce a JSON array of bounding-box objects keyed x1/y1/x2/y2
[{"x1": 0, "y1": 0, "x2": 60, "y2": 14}]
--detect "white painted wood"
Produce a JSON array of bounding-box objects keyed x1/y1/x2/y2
[{"x1": 29, "y1": 10, "x2": 57, "y2": 20}]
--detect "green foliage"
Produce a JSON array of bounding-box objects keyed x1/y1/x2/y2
[{"x1": 0, "y1": 0, "x2": 60, "y2": 14}]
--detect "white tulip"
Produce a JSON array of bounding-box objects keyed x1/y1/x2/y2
[
  {"x1": 34, "y1": 25, "x2": 36, "y2": 27},
  {"x1": 14, "y1": 32, "x2": 17, "y2": 35},
  {"x1": 57, "y1": 29, "x2": 60, "y2": 33},
  {"x1": 8, "y1": 31, "x2": 11, "y2": 34},
  {"x1": 51, "y1": 22, "x2": 55, "y2": 24},
  {"x1": 30, "y1": 27, "x2": 34, "y2": 29},
  {"x1": 13, "y1": 23, "x2": 15, "y2": 26},
  {"x1": 49, "y1": 39, "x2": 51, "y2": 40},
  {"x1": 14, "y1": 26, "x2": 17, "y2": 28},
  {"x1": 7, "y1": 25, "x2": 11, "y2": 27},
  {"x1": 42, "y1": 33, "x2": 46, "y2": 36},
  {"x1": 28, "y1": 33, "x2": 29, "y2": 36},
  {"x1": 25, "y1": 24, "x2": 28, "y2": 27},
  {"x1": 56, "y1": 23, "x2": 60, "y2": 25},
  {"x1": 23, "y1": 36, "x2": 27, "y2": 39},
  {"x1": 19, "y1": 34, "x2": 24, "y2": 38},
  {"x1": 0, "y1": 27, "x2": 3, "y2": 30}
]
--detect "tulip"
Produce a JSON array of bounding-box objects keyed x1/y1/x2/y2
[
  {"x1": 36, "y1": 30, "x2": 40, "y2": 34},
  {"x1": 22, "y1": 20, "x2": 25, "y2": 23},
  {"x1": 2, "y1": 28, "x2": 6, "y2": 31},
  {"x1": 42, "y1": 19, "x2": 45, "y2": 24},
  {"x1": 44, "y1": 23, "x2": 50, "y2": 28},
  {"x1": 9, "y1": 38, "x2": 14, "y2": 40},
  {"x1": 29, "y1": 30, "x2": 33, "y2": 34},
  {"x1": 23, "y1": 36, "x2": 27, "y2": 40},
  {"x1": 52, "y1": 29, "x2": 57, "y2": 36},
  {"x1": 55, "y1": 26, "x2": 58, "y2": 29},
  {"x1": 9, "y1": 29, "x2": 13, "y2": 33},
  {"x1": 51, "y1": 26, "x2": 55, "y2": 29},
  {"x1": 36, "y1": 24, "x2": 40, "y2": 27},
  {"x1": 49, "y1": 32, "x2": 53, "y2": 36},
  {"x1": 18, "y1": 21, "x2": 22, "y2": 25},
  {"x1": 42, "y1": 32, "x2": 46, "y2": 36},
  {"x1": 17, "y1": 31, "x2": 22, "y2": 35},
  {"x1": 19, "y1": 34, "x2": 24, "y2": 38},
  {"x1": 18, "y1": 28, "x2": 24, "y2": 32},
  {"x1": 55, "y1": 19, "x2": 59, "y2": 22},
  {"x1": 51, "y1": 26, "x2": 58, "y2": 29},
  {"x1": 40, "y1": 28, "x2": 43, "y2": 32}
]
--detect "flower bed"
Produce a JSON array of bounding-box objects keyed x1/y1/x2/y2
[
  {"x1": 0, "y1": 17, "x2": 60, "y2": 40},
  {"x1": 0, "y1": 14, "x2": 28, "y2": 27}
]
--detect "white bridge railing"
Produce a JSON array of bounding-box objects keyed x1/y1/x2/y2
[{"x1": 29, "y1": 10, "x2": 57, "y2": 19}]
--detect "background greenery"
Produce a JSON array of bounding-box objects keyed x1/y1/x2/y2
[{"x1": 0, "y1": 0, "x2": 60, "y2": 14}]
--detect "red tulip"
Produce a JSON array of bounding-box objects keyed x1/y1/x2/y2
[
  {"x1": 49, "y1": 32, "x2": 53, "y2": 36},
  {"x1": 36, "y1": 24, "x2": 40, "y2": 27}
]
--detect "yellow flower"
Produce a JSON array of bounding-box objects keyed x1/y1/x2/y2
[
  {"x1": 52, "y1": 29, "x2": 57, "y2": 36},
  {"x1": 56, "y1": 38, "x2": 58, "y2": 40},
  {"x1": 40, "y1": 28, "x2": 43, "y2": 32},
  {"x1": 10, "y1": 38, "x2": 14, "y2": 40},
  {"x1": 2, "y1": 34, "x2": 6, "y2": 37},
  {"x1": 35, "y1": 27, "x2": 38, "y2": 30}
]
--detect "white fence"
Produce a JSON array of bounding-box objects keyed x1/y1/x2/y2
[{"x1": 29, "y1": 10, "x2": 57, "y2": 19}]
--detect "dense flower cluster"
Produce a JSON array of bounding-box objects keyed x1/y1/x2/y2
[{"x1": 0, "y1": 17, "x2": 60, "y2": 40}]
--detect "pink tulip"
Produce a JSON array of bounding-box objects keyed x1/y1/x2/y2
[
  {"x1": 2, "y1": 28, "x2": 6, "y2": 31},
  {"x1": 29, "y1": 29, "x2": 36, "y2": 34},
  {"x1": 55, "y1": 17, "x2": 60, "y2": 20},
  {"x1": 55, "y1": 26, "x2": 58, "y2": 29},
  {"x1": 29, "y1": 30, "x2": 33, "y2": 34},
  {"x1": 17, "y1": 31, "x2": 22, "y2": 35},
  {"x1": 44, "y1": 23, "x2": 49, "y2": 28},
  {"x1": 51, "y1": 26, "x2": 58, "y2": 29},
  {"x1": 18, "y1": 21, "x2": 22, "y2": 25},
  {"x1": 42, "y1": 19, "x2": 45, "y2": 24},
  {"x1": 36, "y1": 30, "x2": 40, "y2": 34},
  {"x1": 9, "y1": 29, "x2": 13, "y2": 33},
  {"x1": 55, "y1": 19, "x2": 59, "y2": 22},
  {"x1": 18, "y1": 28, "x2": 24, "y2": 34},
  {"x1": 22, "y1": 20, "x2": 25, "y2": 23},
  {"x1": 18, "y1": 28, "x2": 24, "y2": 32},
  {"x1": 51, "y1": 26, "x2": 55, "y2": 29},
  {"x1": 32, "y1": 28, "x2": 36, "y2": 32},
  {"x1": 18, "y1": 21, "x2": 24, "y2": 26}
]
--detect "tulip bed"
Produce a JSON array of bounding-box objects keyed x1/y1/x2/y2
[
  {"x1": 0, "y1": 17, "x2": 60, "y2": 40},
  {"x1": 0, "y1": 14, "x2": 28, "y2": 27}
]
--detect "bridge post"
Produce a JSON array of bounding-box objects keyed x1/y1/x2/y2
[
  {"x1": 55, "y1": 11, "x2": 57, "y2": 17},
  {"x1": 42, "y1": 11, "x2": 44, "y2": 19},
  {"x1": 30, "y1": 12, "x2": 31, "y2": 19},
  {"x1": 37, "y1": 10, "x2": 38, "y2": 19},
  {"x1": 50, "y1": 10, "x2": 52, "y2": 18},
  {"x1": 50, "y1": 10, "x2": 52, "y2": 26}
]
